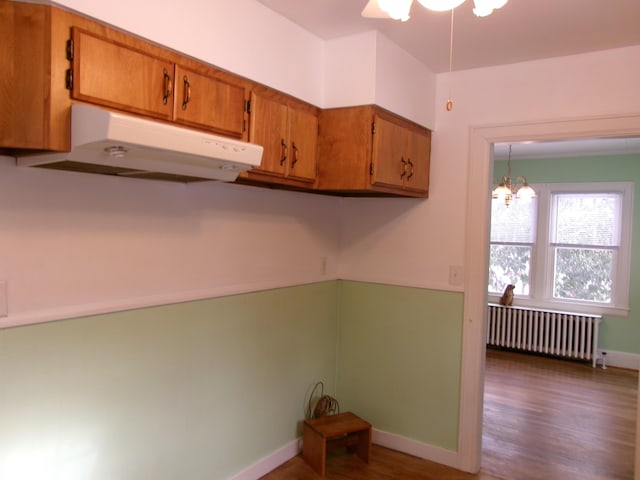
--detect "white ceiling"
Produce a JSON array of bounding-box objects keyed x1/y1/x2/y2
[
  {"x1": 494, "y1": 137, "x2": 640, "y2": 161},
  {"x1": 257, "y1": 0, "x2": 640, "y2": 159},
  {"x1": 257, "y1": 0, "x2": 640, "y2": 74}
]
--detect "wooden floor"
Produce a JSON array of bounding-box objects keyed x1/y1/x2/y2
[
  {"x1": 482, "y1": 348, "x2": 637, "y2": 480},
  {"x1": 260, "y1": 349, "x2": 637, "y2": 480}
]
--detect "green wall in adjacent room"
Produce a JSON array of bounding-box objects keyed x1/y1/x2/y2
[
  {"x1": 495, "y1": 154, "x2": 640, "y2": 354},
  {"x1": 335, "y1": 281, "x2": 464, "y2": 451}
]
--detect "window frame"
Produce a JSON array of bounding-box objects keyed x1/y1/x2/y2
[{"x1": 489, "y1": 181, "x2": 634, "y2": 316}]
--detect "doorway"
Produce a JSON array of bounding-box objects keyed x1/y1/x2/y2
[
  {"x1": 483, "y1": 137, "x2": 639, "y2": 478},
  {"x1": 458, "y1": 113, "x2": 640, "y2": 477}
]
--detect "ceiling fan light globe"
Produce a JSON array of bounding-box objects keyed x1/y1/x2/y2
[
  {"x1": 378, "y1": 0, "x2": 413, "y2": 20},
  {"x1": 473, "y1": 0, "x2": 508, "y2": 16},
  {"x1": 416, "y1": 0, "x2": 465, "y2": 12}
]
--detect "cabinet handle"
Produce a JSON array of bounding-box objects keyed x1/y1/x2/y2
[
  {"x1": 181, "y1": 75, "x2": 191, "y2": 110},
  {"x1": 291, "y1": 142, "x2": 299, "y2": 167},
  {"x1": 407, "y1": 158, "x2": 414, "y2": 180},
  {"x1": 162, "y1": 69, "x2": 173, "y2": 105},
  {"x1": 280, "y1": 139, "x2": 288, "y2": 166},
  {"x1": 400, "y1": 157, "x2": 407, "y2": 179}
]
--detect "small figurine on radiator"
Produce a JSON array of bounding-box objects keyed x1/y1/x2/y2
[{"x1": 499, "y1": 284, "x2": 515, "y2": 306}]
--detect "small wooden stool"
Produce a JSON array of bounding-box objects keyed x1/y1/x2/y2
[{"x1": 302, "y1": 412, "x2": 372, "y2": 477}]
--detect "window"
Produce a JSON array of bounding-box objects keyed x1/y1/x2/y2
[
  {"x1": 489, "y1": 194, "x2": 536, "y2": 296},
  {"x1": 489, "y1": 182, "x2": 633, "y2": 315}
]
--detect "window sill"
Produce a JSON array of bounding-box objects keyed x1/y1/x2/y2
[{"x1": 487, "y1": 295, "x2": 629, "y2": 318}]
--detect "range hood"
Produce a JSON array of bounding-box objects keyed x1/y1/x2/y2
[{"x1": 17, "y1": 104, "x2": 263, "y2": 182}]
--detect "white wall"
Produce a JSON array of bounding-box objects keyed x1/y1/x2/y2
[
  {"x1": 324, "y1": 31, "x2": 378, "y2": 108},
  {"x1": 374, "y1": 32, "x2": 436, "y2": 128},
  {"x1": 0, "y1": 158, "x2": 340, "y2": 327},
  {"x1": 0, "y1": 0, "x2": 438, "y2": 327},
  {"x1": 9, "y1": 3, "x2": 638, "y2": 326},
  {"x1": 324, "y1": 31, "x2": 437, "y2": 128},
  {"x1": 336, "y1": 45, "x2": 640, "y2": 472},
  {"x1": 339, "y1": 45, "x2": 640, "y2": 294}
]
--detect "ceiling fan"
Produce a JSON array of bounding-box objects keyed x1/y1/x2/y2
[{"x1": 361, "y1": 0, "x2": 508, "y2": 21}]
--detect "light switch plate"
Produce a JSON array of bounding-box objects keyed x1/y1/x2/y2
[
  {"x1": 448, "y1": 265, "x2": 464, "y2": 286},
  {"x1": 0, "y1": 281, "x2": 7, "y2": 318}
]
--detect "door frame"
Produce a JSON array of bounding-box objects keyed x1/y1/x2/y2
[{"x1": 458, "y1": 112, "x2": 640, "y2": 475}]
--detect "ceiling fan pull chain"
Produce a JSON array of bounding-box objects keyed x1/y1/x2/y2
[{"x1": 446, "y1": 7, "x2": 454, "y2": 111}]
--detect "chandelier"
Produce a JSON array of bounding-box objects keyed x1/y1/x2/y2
[
  {"x1": 491, "y1": 145, "x2": 536, "y2": 207},
  {"x1": 375, "y1": 0, "x2": 508, "y2": 21}
]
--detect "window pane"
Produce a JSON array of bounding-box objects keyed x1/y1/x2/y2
[
  {"x1": 553, "y1": 247, "x2": 613, "y2": 302},
  {"x1": 490, "y1": 196, "x2": 537, "y2": 243},
  {"x1": 551, "y1": 193, "x2": 620, "y2": 246},
  {"x1": 488, "y1": 244, "x2": 531, "y2": 295}
]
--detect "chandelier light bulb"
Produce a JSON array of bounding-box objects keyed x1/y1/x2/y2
[{"x1": 516, "y1": 183, "x2": 536, "y2": 200}]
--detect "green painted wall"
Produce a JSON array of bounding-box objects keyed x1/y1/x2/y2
[
  {"x1": 495, "y1": 154, "x2": 640, "y2": 354},
  {"x1": 0, "y1": 279, "x2": 466, "y2": 480},
  {"x1": 335, "y1": 281, "x2": 464, "y2": 451},
  {"x1": 0, "y1": 281, "x2": 339, "y2": 480}
]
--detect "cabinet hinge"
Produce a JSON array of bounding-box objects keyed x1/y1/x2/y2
[
  {"x1": 66, "y1": 39, "x2": 74, "y2": 61},
  {"x1": 369, "y1": 163, "x2": 374, "y2": 175},
  {"x1": 243, "y1": 119, "x2": 246, "y2": 132},
  {"x1": 371, "y1": 122, "x2": 376, "y2": 134},
  {"x1": 65, "y1": 69, "x2": 73, "y2": 90},
  {"x1": 246, "y1": 100, "x2": 252, "y2": 114}
]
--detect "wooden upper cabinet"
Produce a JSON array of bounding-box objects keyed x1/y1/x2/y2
[
  {"x1": 69, "y1": 27, "x2": 247, "y2": 139},
  {"x1": 317, "y1": 105, "x2": 431, "y2": 198},
  {"x1": 287, "y1": 105, "x2": 318, "y2": 183},
  {"x1": 241, "y1": 89, "x2": 318, "y2": 187},
  {"x1": 371, "y1": 115, "x2": 430, "y2": 193},
  {"x1": 173, "y1": 65, "x2": 246, "y2": 138},
  {"x1": 71, "y1": 28, "x2": 174, "y2": 121},
  {"x1": 248, "y1": 91, "x2": 289, "y2": 176},
  {"x1": 404, "y1": 127, "x2": 430, "y2": 193},
  {"x1": 371, "y1": 116, "x2": 407, "y2": 189},
  {"x1": 1, "y1": 2, "x2": 75, "y2": 152},
  {"x1": 2, "y1": 3, "x2": 428, "y2": 198}
]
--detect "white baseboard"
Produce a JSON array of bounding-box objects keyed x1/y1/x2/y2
[
  {"x1": 597, "y1": 349, "x2": 640, "y2": 370},
  {"x1": 372, "y1": 429, "x2": 459, "y2": 469},
  {"x1": 228, "y1": 438, "x2": 301, "y2": 480},
  {"x1": 228, "y1": 429, "x2": 459, "y2": 480}
]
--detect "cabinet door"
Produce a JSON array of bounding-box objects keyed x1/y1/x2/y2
[
  {"x1": 287, "y1": 106, "x2": 318, "y2": 183},
  {"x1": 71, "y1": 28, "x2": 174, "y2": 121},
  {"x1": 248, "y1": 91, "x2": 288, "y2": 176},
  {"x1": 173, "y1": 65, "x2": 245, "y2": 138},
  {"x1": 404, "y1": 128, "x2": 430, "y2": 194},
  {"x1": 371, "y1": 116, "x2": 406, "y2": 189}
]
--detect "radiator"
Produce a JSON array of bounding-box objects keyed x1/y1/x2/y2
[{"x1": 486, "y1": 303, "x2": 602, "y2": 367}]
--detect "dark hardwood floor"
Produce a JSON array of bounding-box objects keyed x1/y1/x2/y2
[{"x1": 260, "y1": 349, "x2": 637, "y2": 480}]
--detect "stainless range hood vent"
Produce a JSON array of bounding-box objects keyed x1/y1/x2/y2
[{"x1": 17, "y1": 104, "x2": 263, "y2": 182}]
